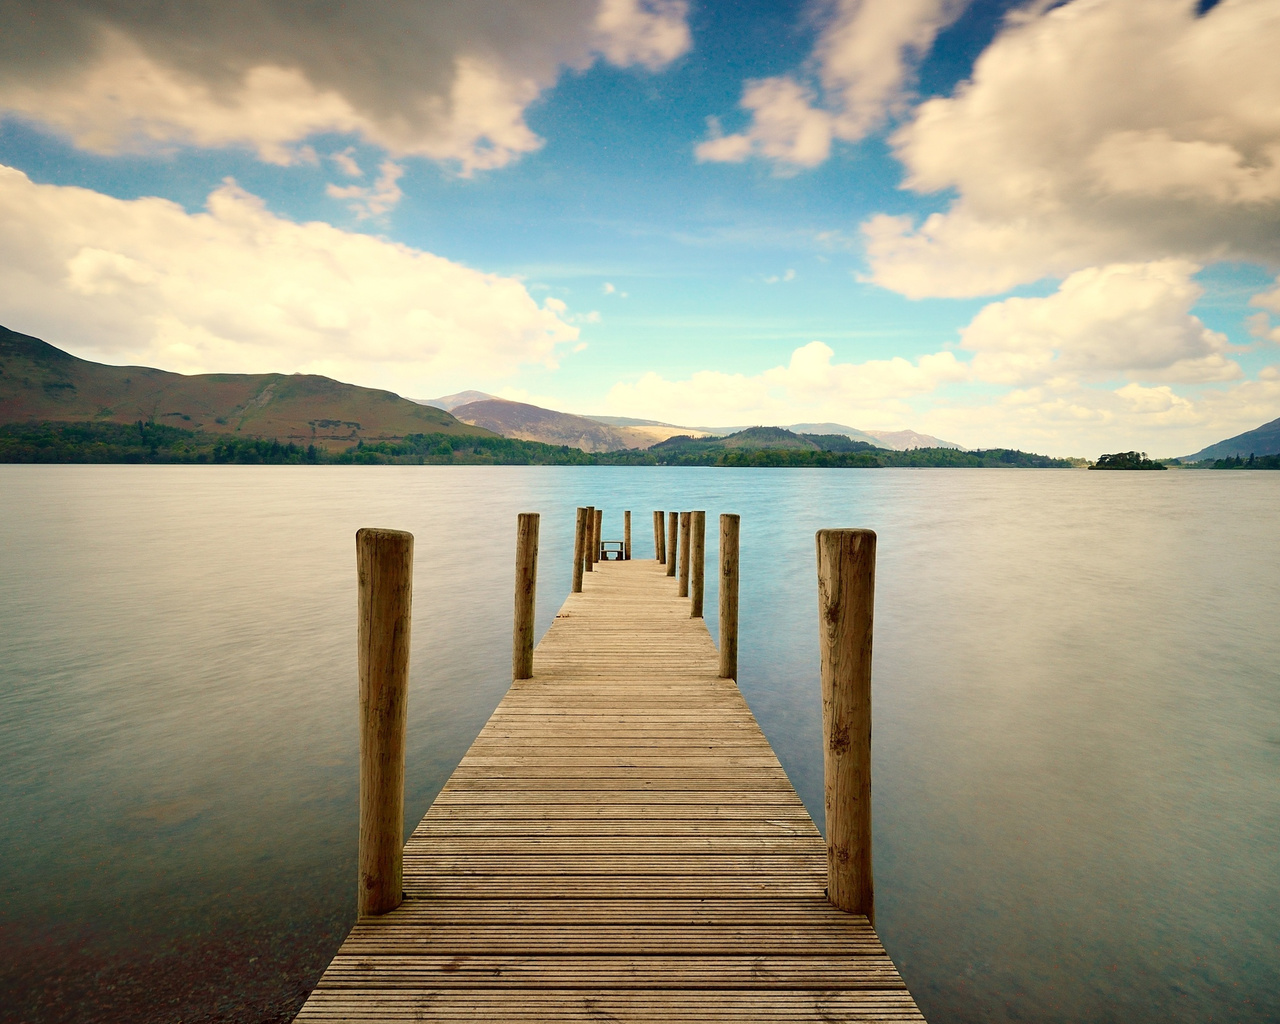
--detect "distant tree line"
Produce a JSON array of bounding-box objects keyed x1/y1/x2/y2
[
  {"x1": 1, "y1": 421, "x2": 1079, "y2": 469},
  {"x1": 0, "y1": 421, "x2": 321, "y2": 464},
  {"x1": 1209, "y1": 453, "x2": 1280, "y2": 470}
]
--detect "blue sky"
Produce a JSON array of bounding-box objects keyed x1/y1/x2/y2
[{"x1": 1, "y1": 0, "x2": 1278, "y2": 456}]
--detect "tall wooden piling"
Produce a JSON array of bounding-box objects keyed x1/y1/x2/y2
[
  {"x1": 513, "y1": 513, "x2": 539, "y2": 680},
  {"x1": 815, "y1": 528, "x2": 876, "y2": 923},
  {"x1": 719, "y1": 514, "x2": 739, "y2": 679},
  {"x1": 572, "y1": 507, "x2": 587, "y2": 593},
  {"x1": 594, "y1": 508, "x2": 603, "y2": 563},
  {"x1": 678, "y1": 512, "x2": 692, "y2": 597},
  {"x1": 355, "y1": 527, "x2": 413, "y2": 918},
  {"x1": 653, "y1": 511, "x2": 665, "y2": 562},
  {"x1": 689, "y1": 510, "x2": 706, "y2": 618},
  {"x1": 624, "y1": 511, "x2": 632, "y2": 560},
  {"x1": 666, "y1": 511, "x2": 678, "y2": 577},
  {"x1": 584, "y1": 506, "x2": 595, "y2": 573}
]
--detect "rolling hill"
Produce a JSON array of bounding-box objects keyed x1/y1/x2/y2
[
  {"x1": 1183, "y1": 415, "x2": 1280, "y2": 461},
  {"x1": 448, "y1": 399, "x2": 659, "y2": 453},
  {"x1": 787, "y1": 422, "x2": 964, "y2": 450},
  {"x1": 0, "y1": 326, "x2": 489, "y2": 448}
]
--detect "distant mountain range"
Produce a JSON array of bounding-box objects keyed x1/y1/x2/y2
[
  {"x1": 1182, "y1": 415, "x2": 1280, "y2": 461},
  {"x1": 448, "y1": 399, "x2": 661, "y2": 454},
  {"x1": 12, "y1": 324, "x2": 1275, "y2": 462},
  {"x1": 417, "y1": 394, "x2": 963, "y2": 452},
  {"x1": 0, "y1": 326, "x2": 487, "y2": 447}
]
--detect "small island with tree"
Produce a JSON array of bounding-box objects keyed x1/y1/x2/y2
[{"x1": 1090, "y1": 451, "x2": 1167, "y2": 470}]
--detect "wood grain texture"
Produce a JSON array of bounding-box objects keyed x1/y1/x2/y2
[
  {"x1": 356, "y1": 527, "x2": 413, "y2": 917},
  {"x1": 690, "y1": 510, "x2": 706, "y2": 618},
  {"x1": 653, "y1": 510, "x2": 665, "y2": 562},
  {"x1": 678, "y1": 511, "x2": 692, "y2": 597},
  {"x1": 624, "y1": 510, "x2": 632, "y2": 560},
  {"x1": 667, "y1": 508, "x2": 678, "y2": 577},
  {"x1": 719, "y1": 514, "x2": 740, "y2": 680},
  {"x1": 571, "y1": 507, "x2": 586, "y2": 594},
  {"x1": 584, "y1": 506, "x2": 595, "y2": 573},
  {"x1": 298, "y1": 555, "x2": 922, "y2": 1022},
  {"x1": 815, "y1": 529, "x2": 876, "y2": 922},
  {"x1": 512, "y1": 513, "x2": 539, "y2": 680}
]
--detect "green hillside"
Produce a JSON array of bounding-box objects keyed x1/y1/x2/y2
[{"x1": 0, "y1": 326, "x2": 490, "y2": 449}]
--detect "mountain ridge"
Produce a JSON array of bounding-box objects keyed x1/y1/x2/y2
[
  {"x1": 0, "y1": 326, "x2": 489, "y2": 447},
  {"x1": 1183, "y1": 416, "x2": 1280, "y2": 461}
]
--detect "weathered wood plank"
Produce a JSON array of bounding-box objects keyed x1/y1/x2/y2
[{"x1": 295, "y1": 556, "x2": 923, "y2": 1023}]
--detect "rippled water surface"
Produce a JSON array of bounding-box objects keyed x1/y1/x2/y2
[{"x1": 1, "y1": 466, "x2": 1277, "y2": 1023}]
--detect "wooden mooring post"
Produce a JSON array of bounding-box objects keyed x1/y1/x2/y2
[
  {"x1": 689, "y1": 510, "x2": 706, "y2": 618},
  {"x1": 719, "y1": 513, "x2": 739, "y2": 679},
  {"x1": 624, "y1": 510, "x2": 632, "y2": 560},
  {"x1": 678, "y1": 511, "x2": 691, "y2": 597},
  {"x1": 584, "y1": 506, "x2": 595, "y2": 573},
  {"x1": 594, "y1": 508, "x2": 603, "y2": 563},
  {"x1": 816, "y1": 528, "x2": 876, "y2": 923},
  {"x1": 355, "y1": 527, "x2": 413, "y2": 918},
  {"x1": 653, "y1": 510, "x2": 665, "y2": 562},
  {"x1": 666, "y1": 510, "x2": 678, "y2": 577},
  {"x1": 300, "y1": 517, "x2": 921, "y2": 1022},
  {"x1": 512, "y1": 513, "x2": 539, "y2": 680},
  {"x1": 571, "y1": 507, "x2": 587, "y2": 593}
]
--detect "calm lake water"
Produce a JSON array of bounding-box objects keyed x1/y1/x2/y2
[{"x1": 1, "y1": 465, "x2": 1277, "y2": 1023}]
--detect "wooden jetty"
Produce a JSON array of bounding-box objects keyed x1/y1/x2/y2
[{"x1": 295, "y1": 511, "x2": 923, "y2": 1022}]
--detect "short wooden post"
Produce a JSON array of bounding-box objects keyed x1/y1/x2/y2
[
  {"x1": 624, "y1": 511, "x2": 631, "y2": 560},
  {"x1": 689, "y1": 511, "x2": 706, "y2": 617},
  {"x1": 513, "y1": 513, "x2": 539, "y2": 680},
  {"x1": 666, "y1": 511, "x2": 678, "y2": 577},
  {"x1": 653, "y1": 511, "x2": 665, "y2": 562},
  {"x1": 815, "y1": 528, "x2": 876, "y2": 923},
  {"x1": 594, "y1": 508, "x2": 603, "y2": 563},
  {"x1": 719, "y1": 514, "x2": 739, "y2": 679},
  {"x1": 572, "y1": 507, "x2": 587, "y2": 593},
  {"x1": 356, "y1": 527, "x2": 413, "y2": 918},
  {"x1": 678, "y1": 512, "x2": 691, "y2": 597},
  {"x1": 584, "y1": 506, "x2": 595, "y2": 573}
]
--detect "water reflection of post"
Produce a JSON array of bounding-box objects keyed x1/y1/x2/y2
[
  {"x1": 356, "y1": 527, "x2": 413, "y2": 918},
  {"x1": 816, "y1": 528, "x2": 876, "y2": 925}
]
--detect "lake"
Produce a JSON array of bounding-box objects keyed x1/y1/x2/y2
[{"x1": 1, "y1": 465, "x2": 1277, "y2": 1023}]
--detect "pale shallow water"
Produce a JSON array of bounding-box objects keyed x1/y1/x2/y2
[{"x1": 1, "y1": 465, "x2": 1277, "y2": 1023}]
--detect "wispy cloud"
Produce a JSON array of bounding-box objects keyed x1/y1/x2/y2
[{"x1": 326, "y1": 160, "x2": 404, "y2": 218}]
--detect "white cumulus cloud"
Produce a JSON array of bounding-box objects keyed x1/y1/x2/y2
[
  {"x1": 0, "y1": 1, "x2": 691, "y2": 173},
  {"x1": 960, "y1": 260, "x2": 1241, "y2": 386},
  {"x1": 0, "y1": 166, "x2": 578, "y2": 395},
  {"x1": 697, "y1": 0, "x2": 966, "y2": 170},
  {"x1": 605, "y1": 341, "x2": 967, "y2": 425},
  {"x1": 866, "y1": 0, "x2": 1280, "y2": 297}
]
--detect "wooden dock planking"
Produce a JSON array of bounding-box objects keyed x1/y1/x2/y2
[{"x1": 296, "y1": 557, "x2": 924, "y2": 1022}]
